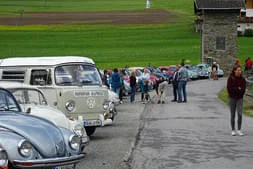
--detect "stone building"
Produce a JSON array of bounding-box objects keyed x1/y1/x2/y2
[{"x1": 194, "y1": 0, "x2": 245, "y2": 74}]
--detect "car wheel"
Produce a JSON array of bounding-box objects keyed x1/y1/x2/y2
[{"x1": 85, "y1": 127, "x2": 96, "y2": 136}]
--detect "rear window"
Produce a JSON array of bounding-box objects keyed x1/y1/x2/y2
[{"x1": 2, "y1": 70, "x2": 25, "y2": 82}]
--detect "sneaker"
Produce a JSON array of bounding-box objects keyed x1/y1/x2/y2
[
  {"x1": 231, "y1": 130, "x2": 236, "y2": 136},
  {"x1": 237, "y1": 130, "x2": 244, "y2": 136},
  {"x1": 120, "y1": 101, "x2": 123, "y2": 104},
  {"x1": 157, "y1": 100, "x2": 161, "y2": 104},
  {"x1": 161, "y1": 101, "x2": 165, "y2": 104}
]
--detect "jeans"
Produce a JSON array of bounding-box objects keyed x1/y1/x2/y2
[
  {"x1": 130, "y1": 86, "x2": 136, "y2": 102},
  {"x1": 229, "y1": 98, "x2": 243, "y2": 130},
  {"x1": 112, "y1": 87, "x2": 121, "y2": 97},
  {"x1": 178, "y1": 80, "x2": 187, "y2": 102},
  {"x1": 172, "y1": 83, "x2": 178, "y2": 101}
]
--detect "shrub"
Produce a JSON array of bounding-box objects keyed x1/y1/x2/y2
[{"x1": 244, "y1": 29, "x2": 253, "y2": 37}]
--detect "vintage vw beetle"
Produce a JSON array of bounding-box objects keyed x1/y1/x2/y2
[
  {"x1": 0, "y1": 88, "x2": 84, "y2": 169},
  {"x1": 0, "y1": 81, "x2": 89, "y2": 151}
]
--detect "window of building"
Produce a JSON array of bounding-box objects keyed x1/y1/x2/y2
[{"x1": 216, "y1": 37, "x2": 225, "y2": 50}]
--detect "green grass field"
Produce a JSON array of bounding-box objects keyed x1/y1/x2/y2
[
  {"x1": 0, "y1": 0, "x2": 193, "y2": 13},
  {"x1": 0, "y1": 0, "x2": 252, "y2": 69}
]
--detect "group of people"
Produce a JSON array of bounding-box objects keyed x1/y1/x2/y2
[
  {"x1": 105, "y1": 59, "x2": 248, "y2": 137},
  {"x1": 234, "y1": 57, "x2": 252, "y2": 71},
  {"x1": 171, "y1": 62, "x2": 189, "y2": 103},
  {"x1": 130, "y1": 68, "x2": 151, "y2": 104}
]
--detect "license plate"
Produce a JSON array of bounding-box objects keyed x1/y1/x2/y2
[
  {"x1": 83, "y1": 120, "x2": 101, "y2": 127},
  {"x1": 52, "y1": 164, "x2": 75, "y2": 169}
]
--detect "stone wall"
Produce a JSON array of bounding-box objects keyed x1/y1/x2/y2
[{"x1": 201, "y1": 12, "x2": 239, "y2": 75}]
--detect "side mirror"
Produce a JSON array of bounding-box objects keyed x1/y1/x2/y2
[{"x1": 26, "y1": 107, "x2": 31, "y2": 114}]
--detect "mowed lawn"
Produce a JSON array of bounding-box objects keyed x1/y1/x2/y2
[{"x1": 0, "y1": 0, "x2": 252, "y2": 69}]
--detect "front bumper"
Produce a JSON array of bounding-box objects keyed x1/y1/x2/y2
[{"x1": 13, "y1": 154, "x2": 84, "y2": 168}]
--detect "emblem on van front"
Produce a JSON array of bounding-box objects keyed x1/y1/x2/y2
[
  {"x1": 87, "y1": 97, "x2": 95, "y2": 109},
  {"x1": 74, "y1": 91, "x2": 104, "y2": 97}
]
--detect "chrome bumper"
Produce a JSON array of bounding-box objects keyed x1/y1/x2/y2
[{"x1": 13, "y1": 154, "x2": 84, "y2": 168}]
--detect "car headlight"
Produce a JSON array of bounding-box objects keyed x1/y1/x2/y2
[
  {"x1": 69, "y1": 135, "x2": 81, "y2": 150},
  {"x1": 103, "y1": 101, "x2": 110, "y2": 110},
  {"x1": 103, "y1": 104, "x2": 109, "y2": 110},
  {"x1": 0, "y1": 148, "x2": 8, "y2": 168},
  {"x1": 18, "y1": 140, "x2": 32, "y2": 157},
  {"x1": 73, "y1": 124, "x2": 84, "y2": 137},
  {"x1": 65, "y1": 100, "x2": 75, "y2": 112}
]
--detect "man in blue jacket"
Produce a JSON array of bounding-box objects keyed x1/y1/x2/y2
[{"x1": 110, "y1": 68, "x2": 123, "y2": 102}]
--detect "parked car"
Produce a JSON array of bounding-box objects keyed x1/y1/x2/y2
[
  {"x1": 197, "y1": 63, "x2": 224, "y2": 78},
  {"x1": 0, "y1": 81, "x2": 89, "y2": 151},
  {"x1": 0, "y1": 56, "x2": 111, "y2": 136},
  {"x1": 187, "y1": 69, "x2": 199, "y2": 80},
  {"x1": 0, "y1": 87, "x2": 84, "y2": 169},
  {"x1": 185, "y1": 64, "x2": 200, "y2": 80},
  {"x1": 217, "y1": 68, "x2": 224, "y2": 77},
  {"x1": 197, "y1": 63, "x2": 212, "y2": 78},
  {"x1": 159, "y1": 65, "x2": 177, "y2": 82}
]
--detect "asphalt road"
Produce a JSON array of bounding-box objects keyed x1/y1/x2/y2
[
  {"x1": 130, "y1": 78, "x2": 253, "y2": 169},
  {"x1": 76, "y1": 78, "x2": 253, "y2": 169},
  {"x1": 76, "y1": 95, "x2": 145, "y2": 169}
]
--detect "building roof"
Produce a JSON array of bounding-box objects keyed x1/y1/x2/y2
[{"x1": 194, "y1": 0, "x2": 245, "y2": 10}]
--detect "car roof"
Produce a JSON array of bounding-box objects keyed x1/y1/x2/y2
[
  {"x1": 0, "y1": 56, "x2": 95, "y2": 67},
  {"x1": 128, "y1": 67, "x2": 145, "y2": 70},
  {"x1": 159, "y1": 66, "x2": 169, "y2": 68}
]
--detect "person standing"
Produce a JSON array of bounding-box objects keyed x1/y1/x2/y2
[
  {"x1": 140, "y1": 69, "x2": 150, "y2": 102},
  {"x1": 103, "y1": 70, "x2": 110, "y2": 88},
  {"x1": 171, "y1": 66, "x2": 179, "y2": 102},
  {"x1": 177, "y1": 62, "x2": 188, "y2": 103},
  {"x1": 245, "y1": 57, "x2": 252, "y2": 71},
  {"x1": 130, "y1": 71, "x2": 137, "y2": 103},
  {"x1": 110, "y1": 68, "x2": 123, "y2": 100},
  {"x1": 211, "y1": 62, "x2": 218, "y2": 80},
  {"x1": 227, "y1": 65, "x2": 246, "y2": 136},
  {"x1": 146, "y1": 0, "x2": 151, "y2": 8},
  {"x1": 234, "y1": 59, "x2": 241, "y2": 66}
]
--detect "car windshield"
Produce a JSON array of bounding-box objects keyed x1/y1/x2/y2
[
  {"x1": 55, "y1": 64, "x2": 102, "y2": 86},
  {"x1": 11, "y1": 89, "x2": 47, "y2": 106},
  {"x1": 0, "y1": 90, "x2": 20, "y2": 112},
  {"x1": 169, "y1": 67, "x2": 176, "y2": 71}
]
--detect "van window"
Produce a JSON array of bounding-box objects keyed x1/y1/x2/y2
[
  {"x1": 2, "y1": 70, "x2": 25, "y2": 81},
  {"x1": 55, "y1": 64, "x2": 102, "y2": 86},
  {"x1": 11, "y1": 89, "x2": 47, "y2": 105},
  {"x1": 30, "y1": 69, "x2": 52, "y2": 86}
]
